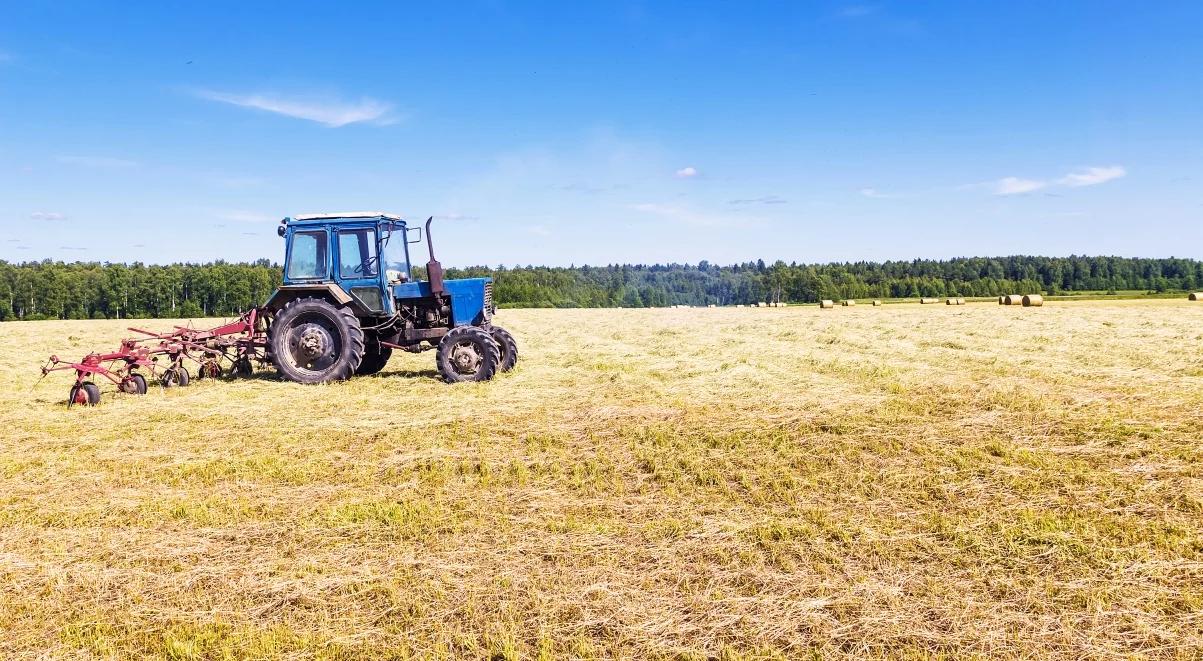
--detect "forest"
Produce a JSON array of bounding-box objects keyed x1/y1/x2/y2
[{"x1": 1, "y1": 255, "x2": 1201, "y2": 320}]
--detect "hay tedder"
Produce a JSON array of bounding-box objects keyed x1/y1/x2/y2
[{"x1": 42, "y1": 212, "x2": 518, "y2": 406}]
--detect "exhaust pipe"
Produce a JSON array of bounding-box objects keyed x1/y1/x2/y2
[{"x1": 424, "y1": 216, "x2": 445, "y2": 296}]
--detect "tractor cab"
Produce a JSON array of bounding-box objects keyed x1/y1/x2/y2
[
  {"x1": 276, "y1": 212, "x2": 412, "y2": 316},
  {"x1": 262, "y1": 212, "x2": 512, "y2": 384}
]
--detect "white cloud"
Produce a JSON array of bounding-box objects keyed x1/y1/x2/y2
[
  {"x1": 57, "y1": 155, "x2": 138, "y2": 168},
  {"x1": 194, "y1": 89, "x2": 395, "y2": 127},
  {"x1": 674, "y1": 166, "x2": 699, "y2": 178},
  {"x1": 30, "y1": 212, "x2": 66, "y2": 221},
  {"x1": 994, "y1": 177, "x2": 1046, "y2": 196},
  {"x1": 1057, "y1": 165, "x2": 1126, "y2": 188},
  {"x1": 217, "y1": 210, "x2": 276, "y2": 223}
]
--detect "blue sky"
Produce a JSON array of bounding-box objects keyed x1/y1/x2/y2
[{"x1": 1, "y1": 2, "x2": 1200, "y2": 267}]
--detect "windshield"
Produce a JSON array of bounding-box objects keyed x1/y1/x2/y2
[{"x1": 381, "y1": 224, "x2": 410, "y2": 284}]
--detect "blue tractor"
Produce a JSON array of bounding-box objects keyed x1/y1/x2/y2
[{"x1": 263, "y1": 212, "x2": 517, "y2": 383}]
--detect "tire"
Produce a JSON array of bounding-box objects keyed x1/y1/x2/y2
[
  {"x1": 490, "y1": 326, "x2": 518, "y2": 372},
  {"x1": 268, "y1": 297, "x2": 365, "y2": 384},
  {"x1": 68, "y1": 382, "x2": 101, "y2": 407},
  {"x1": 197, "y1": 359, "x2": 222, "y2": 379},
  {"x1": 355, "y1": 344, "x2": 393, "y2": 376},
  {"x1": 436, "y1": 326, "x2": 501, "y2": 383},
  {"x1": 162, "y1": 366, "x2": 190, "y2": 388},
  {"x1": 233, "y1": 357, "x2": 254, "y2": 378},
  {"x1": 121, "y1": 373, "x2": 148, "y2": 395}
]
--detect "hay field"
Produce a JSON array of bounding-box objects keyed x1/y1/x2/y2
[{"x1": 1, "y1": 302, "x2": 1201, "y2": 659}]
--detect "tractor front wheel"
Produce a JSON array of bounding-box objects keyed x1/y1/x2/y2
[
  {"x1": 268, "y1": 297, "x2": 365, "y2": 384},
  {"x1": 436, "y1": 326, "x2": 500, "y2": 383},
  {"x1": 490, "y1": 326, "x2": 519, "y2": 372}
]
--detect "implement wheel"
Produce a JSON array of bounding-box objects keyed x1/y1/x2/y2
[
  {"x1": 490, "y1": 326, "x2": 519, "y2": 372},
  {"x1": 162, "y1": 366, "x2": 190, "y2": 388},
  {"x1": 68, "y1": 382, "x2": 100, "y2": 408},
  {"x1": 197, "y1": 359, "x2": 222, "y2": 379},
  {"x1": 435, "y1": 326, "x2": 500, "y2": 383},
  {"x1": 268, "y1": 297, "x2": 365, "y2": 384},
  {"x1": 120, "y1": 373, "x2": 148, "y2": 395},
  {"x1": 233, "y1": 357, "x2": 254, "y2": 378}
]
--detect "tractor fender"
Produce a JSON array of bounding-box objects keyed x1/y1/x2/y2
[{"x1": 263, "y1": 284, "x2": 363, "y2": 314}]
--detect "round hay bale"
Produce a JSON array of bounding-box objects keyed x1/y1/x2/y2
[
  {"x1": 920, "y1": 297, "x2": 939, "y2": 304},
  {"x1": 998, "y1": 295, "x2": 1006, "y2": 305},
  {"x1": 1004, "y1": 294, "x2": 1022, "y2": 305},
  {"x1": 1022, "y1": 294, "x2": 1044, "y2": 307},
  {"x1": 958, "y1": 297, "x2": 966, "y2": 305},
  {"x1": 1190, "y1": 292, "x2": 1203, "y2": 301},
  {"x1": 819, "y1": 299, "x2": 834, "y2": 309},
  {"x1": 842, "y1": 299, "x2": 856, "y2": 306},
  {"x1": 946, "y1": 298, "x2": 956, "y2": 305},
  {"x1": 872, "y1": 300, "x2": 882, "y2": 306}
]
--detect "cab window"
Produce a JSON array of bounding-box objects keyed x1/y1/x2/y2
[
  {"x1": 286, "y1": 231, "x2": 328, "y2": 280},
  {"x1": 338, "y1": 229, "x2": 378, "y2": 279}
]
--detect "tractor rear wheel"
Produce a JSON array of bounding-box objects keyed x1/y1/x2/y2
[
  {"x1": 436, "y1": 326, "x2": 500, "y2": 383},
  {"x1": 355, "y1": 344, "x2": 393, "y2": 376},
  {"x1": 490, "y1": 326, "x2": 518, "y2": 372},
  {"x1": 269, "y1": 297, "x2": 365, "y2": 384},
  {"x1": 68, "y1": 382, "x2": 100, "y2": 407}
]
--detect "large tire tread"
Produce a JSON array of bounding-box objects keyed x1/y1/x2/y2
[
  {"x1": 490, "y1": 326, "x2": 519, "y2": 372},
  {"x1": 268, "y1": 297, "x2": 365, "y2": 384},
  {"x1": 436, "y1": 326, "x2": 501, "y2": 383}
]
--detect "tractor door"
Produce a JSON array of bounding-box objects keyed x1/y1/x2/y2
[{"x1": 334, "y1": 226, "x2": 392, "y2": 314}]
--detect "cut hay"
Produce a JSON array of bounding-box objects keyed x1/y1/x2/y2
[
  {"x1": 920, "y1": 297, "x2": 939, "y2": 304},
  {"x1": 819, "y1": 300, "x2": 834, "y2": 309},
  {"x1": 1022, "y1": 294, "x2": 1044, "y2": 307},
  {"x1": 842, "y1": 300, "x2": 856, "y2": 306},
  {"x1": 757, "y1": 302, "x2": 767, "y2": 308},
  {"x1": 1190, "y1": 293, "x2": 1203, "y2": 301},
  {"x1": 872, "y1": 300, "x2": 882, "y2": 306},
  {"x1": 1004, "y1": 295, "x2": 1023, "y2": 305}
]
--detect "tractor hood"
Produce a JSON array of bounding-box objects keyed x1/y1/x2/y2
[{"x1": 393, "y1": 277, "x2": 493, "y2": 326}]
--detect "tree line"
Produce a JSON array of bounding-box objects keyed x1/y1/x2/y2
[{"x1": 1, "y1": 255, "x2": 1201, "y2": 320}]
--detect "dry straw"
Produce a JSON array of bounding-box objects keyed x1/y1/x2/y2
[
  {"x1": 1190, "y1": 293, "x2": 1203, "y2": 301},
  {"x1": 998, "y1": 295, "x2": 1005, "y2": 305},
  {"x1": 872, "y1": 300, "x2": 882, "y2": 306},
  {"x1": 920, "y1": 297, "x2": 939, "y2": 304},
  {"x1": 1022, "y1": 294, "x2": 1044, "y2": 307},
  {"x1": 842, "y1": 300, "x2": 856, "y2": 306},
  {"x1": 819, "y1": 299, "x2": 834, "y2": 309},
  {"x1": 1004, "y1": 295, "x2": 1023, "y2": 305}
]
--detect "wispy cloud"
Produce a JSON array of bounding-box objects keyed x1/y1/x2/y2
[
  {"x1": 217, "y1": 210, "x2": 276, "y2": 223},
  {"x1": 989, "y1": 165, "x2": 1126, "y2": 196},
  {"x1": 674, "y1": 166, "x2": 699, "y2": 178},
  {"x1": 30, "y1": 211, "x2": 67, "y2": 221},
  {"x1": 1058, "y1": 165, "x2": 1126, "y2": 188},
  {"x1": 728, "y1": 195, "x2": 787, "y2": 205},
  {"x1": 194, "y1": 89, "x2": 396, "y2": 127},
  {"x1": 994, "y1": 177, "x2": 1046, "y2": 196},
  {"x1": 57, "y1": 155, "x2": 138, "y2": 169}
]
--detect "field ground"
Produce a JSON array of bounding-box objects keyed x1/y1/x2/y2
[{"x1": 1, "y1": 301, "x2": 1201, "y2": 659}]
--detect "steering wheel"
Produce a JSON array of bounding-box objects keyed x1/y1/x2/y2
[{"x1": 353, "y1": 255, "x2": 379, "y2": 275}]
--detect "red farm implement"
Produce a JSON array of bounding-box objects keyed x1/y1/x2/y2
[{"x1": 41, "y1": 308, "x2": 269, "y2": 407}]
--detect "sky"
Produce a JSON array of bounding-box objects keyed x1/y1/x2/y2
[{"x1": 1, "y1": 1, "x2": 1201, "y2": 267}]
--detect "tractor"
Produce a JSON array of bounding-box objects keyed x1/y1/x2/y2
[
  {"x1": 42, "y1": 212, "x2": 517, "y2": 406},
  {"x1": 264, "y1": 212, "x2": 516, "y2": 383}
]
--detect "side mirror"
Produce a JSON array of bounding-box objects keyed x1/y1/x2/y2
[
  {"x1": 407, "y1": 227, "x2": 423, "y2": 244},
  {"x1": 276, "y1": 224, "x2": 286, "y2": 238}
]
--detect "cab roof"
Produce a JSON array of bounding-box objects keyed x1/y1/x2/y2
[{"x1": 291, "y1": 211, "x2": 402, "y2": 222}]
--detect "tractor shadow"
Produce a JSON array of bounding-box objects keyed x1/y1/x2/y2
[{"x1": 375, "y1": 368, "x2": 442, "y2": 381}]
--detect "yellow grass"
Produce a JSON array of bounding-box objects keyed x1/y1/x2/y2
[{"x1": 2, "y1": 300, "x2": 1202, "y2": 659}]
